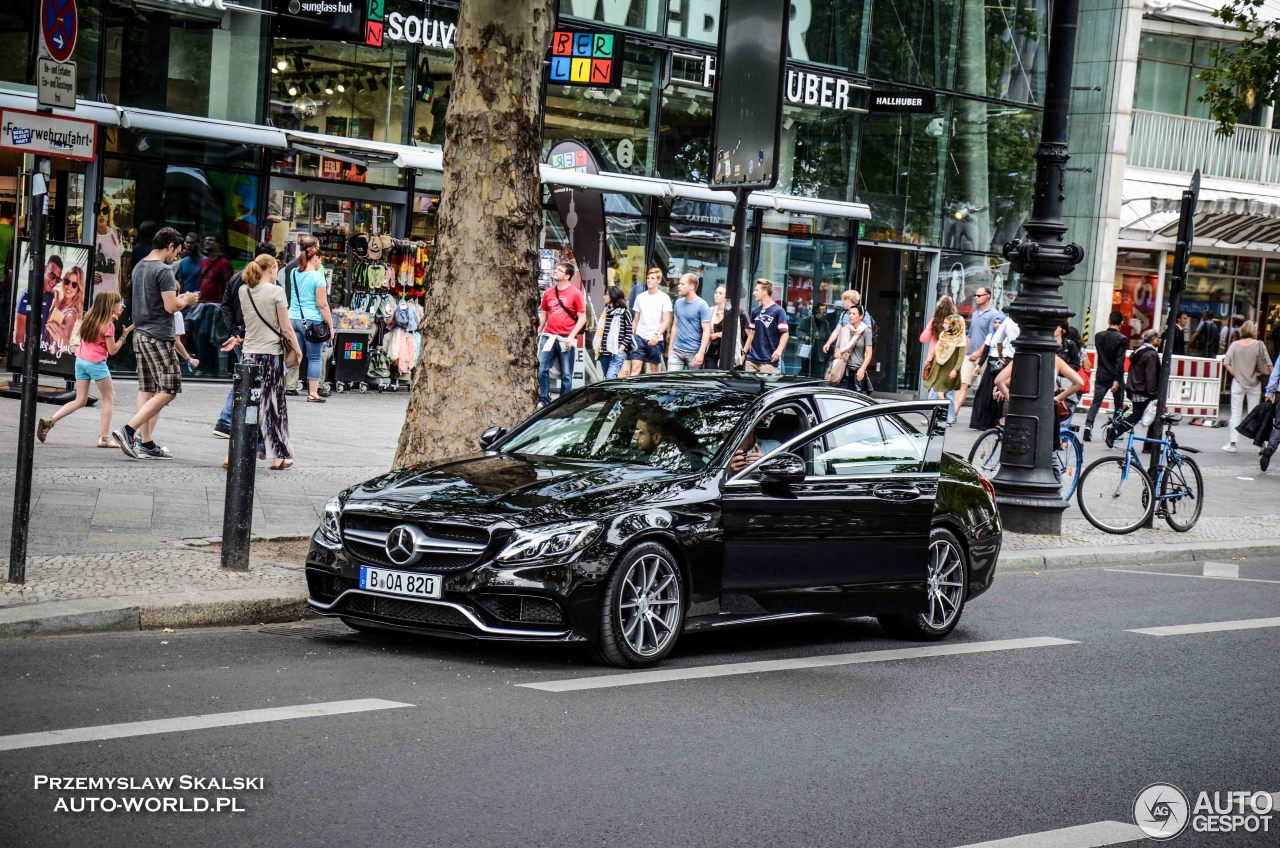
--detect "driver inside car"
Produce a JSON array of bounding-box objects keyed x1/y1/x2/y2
[
  {"x1": 632, "y1": 407, "x2": 708, "y2": 470},
  {"x1": 730, "y1": 430, "x2": 763, "y2": 473}
]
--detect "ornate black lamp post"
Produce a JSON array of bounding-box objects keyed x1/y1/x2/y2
[{"x1": 992, "y1": 0, "x2": 1083, "y2": 534}]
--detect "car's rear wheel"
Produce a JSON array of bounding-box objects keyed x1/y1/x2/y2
[
  {"x1": 878, "y1": 526, "x2": 967, "y2": 640},
  {"x1": 592, "y1": 541, "x2": 685, "y2": 668}
]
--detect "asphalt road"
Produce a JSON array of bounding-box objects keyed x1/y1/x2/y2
[{"x1": 1, "y1": 558, "x2": 1277, "y2": 848}]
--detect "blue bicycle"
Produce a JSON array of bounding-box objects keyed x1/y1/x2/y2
[
  {"x1": 967, "y1": 420, "x2": 1084, "y2": 500},
  {"x1": 1075, "y1": 409, "x2": 1204, "y2": 533}
]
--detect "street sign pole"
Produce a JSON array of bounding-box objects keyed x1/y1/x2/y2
[
  {"x1": 9, "y1": 158, "x2": 51, "y2": 584},
  {"x1": 1140, "y1": 170, "x2": 1199, "y2": 528},
  {"x1": 718, "y1": 189, "x2": 751, "y2": 369}
]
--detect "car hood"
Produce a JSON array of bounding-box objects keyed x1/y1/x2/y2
[{"x1": 343, "y1": 454, "x2": 678, "y2": 524}]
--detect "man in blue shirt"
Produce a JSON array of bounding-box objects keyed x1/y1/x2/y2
[
  {"x1": 667, "y1": 273, "x2": 712, "y2": 370},
  {"x1": 743, "y1": 278, "x2": 790, "y2": 373},
  {"x1": 952, "y1": 285, "x2": 998, "y2": 417}
]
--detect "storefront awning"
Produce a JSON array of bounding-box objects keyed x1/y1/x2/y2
[
  {"x1": 120, "y1": 107, "x2": 288, "y2": 149},
  {"x1": 284, "y1": 130, "x2": 442, "y2": 170},
  {"x1": 0, "y1": 91, "x2": 121, "y2": 126},
  {"x1": 1150, "y1": 195, "x2": 1280, "y2": 245}
]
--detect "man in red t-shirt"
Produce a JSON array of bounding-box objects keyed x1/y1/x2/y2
[
  {"x1": 198, "y1": 235, "x2": 233, "y2": 304},
  {"x1": 537, "y1": 261, "x2": 587, "y2": 406}
]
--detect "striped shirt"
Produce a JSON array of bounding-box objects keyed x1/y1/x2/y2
[{"x1": 601, "y1": 306, "x2": 633, "y2": 355}]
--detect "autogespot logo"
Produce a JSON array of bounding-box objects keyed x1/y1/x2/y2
[{"x1": 1134, "y1": 783, "x2": 1191, "y2": 840}]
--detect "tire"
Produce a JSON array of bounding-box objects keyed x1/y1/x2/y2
[
  {"x1": 878, "y1": 526, "x2": 967, "y2": 641},
  {"x1": 358, "y1": 383, "x2": 368, "y2": 393},
  {"x1": 1056, "y1": 429, "x2": 1084, "y2": 500},
  {"x1": 1162, "y1": 455, "x2": 1204, "y2": 532},
  {"x1": 1077, "y1": 455, "x2": 1153, "y2": 534},
  {"x1": 334, "y1": 382, "x2": 346, "y2": 393},
  {"x1": 591, "y1": 541, "x2": 686, "y2": 668},
  {"x1": 967, "y1": 428, "x2": 1003, "y2": 477}
]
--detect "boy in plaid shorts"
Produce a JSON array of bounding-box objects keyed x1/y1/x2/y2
[{"x1": 111, "y1": 227, "x2": 199, "y2": 459}]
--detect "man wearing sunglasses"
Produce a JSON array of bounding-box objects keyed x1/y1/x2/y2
[
  {"x1": 951, "y1": 285, "x2": 998, "y2": 424},
  {"x1": 14, "y1": 255, "x2": 63, "y2": 350}
]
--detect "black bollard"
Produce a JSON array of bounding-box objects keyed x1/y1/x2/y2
[{"x1": 221, "y1": 360, "x2": 262, "y2": 571}]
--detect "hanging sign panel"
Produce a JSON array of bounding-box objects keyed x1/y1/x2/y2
[
  {"x1": 272, "y1": 0, "x2": 365, "y2": 43},
  {"x1": 547, "y1": 29, "x2": 624, "y2": 89},
  {"x1": 0, "y1": 108, "x2": 97, "y2": 161},
  {"x1": 709, "y1": 0, "x2": 789, "y2": 190}
]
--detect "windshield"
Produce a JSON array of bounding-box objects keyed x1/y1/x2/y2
[{"x1": 496, "y1": 384, "x2": 757, "y2": 471}]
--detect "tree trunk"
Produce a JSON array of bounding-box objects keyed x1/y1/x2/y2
[{"x1": 394, "y1": 0, "x2": 556, "y2": 468}]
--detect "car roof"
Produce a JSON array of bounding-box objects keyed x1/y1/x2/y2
[{"x1": 618, "y1": 370, "x2": 826, "y2": 397}]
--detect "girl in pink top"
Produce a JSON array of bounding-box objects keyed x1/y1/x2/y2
[{"x1": 37, "y1": 291, "x2": 133, "y2": 447}]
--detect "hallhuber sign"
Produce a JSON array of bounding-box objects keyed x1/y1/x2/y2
[{"x1": 868, "y1": 89, "x2": 935, "y2": 114}]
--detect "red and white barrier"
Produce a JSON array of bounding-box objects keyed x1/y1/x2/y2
[{"x1": 1077, "y1": 351, "x2": 1223, "y2": 422}]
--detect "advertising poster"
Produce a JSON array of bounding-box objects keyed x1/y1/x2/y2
[{"x1": 8, "y1": 239, "x2": 93, "y2": 378}]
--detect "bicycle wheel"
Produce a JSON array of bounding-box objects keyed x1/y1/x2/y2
[
  {"x1": 1077, "y1": 456, "x2": 1153, "y2": 534},
  {"x1": 1055, "y1": 430, "x2": 1084, "y2": 500},
  {"x1": 967, "y1": 428, "x2": 1003, "y2": 477},
  {"x1": 1161, "y1": 455, "x2": 1204, "y2": 532}
]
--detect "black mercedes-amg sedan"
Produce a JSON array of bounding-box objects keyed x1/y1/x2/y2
[{"x1": 305, "y1": 374, "x2": 1002, "y2": 667}]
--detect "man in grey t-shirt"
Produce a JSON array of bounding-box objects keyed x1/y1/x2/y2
[{"x1": 111, "y1": 227, "x2": 198, "y2": 460}]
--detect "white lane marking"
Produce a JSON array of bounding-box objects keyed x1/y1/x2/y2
[
  {"x1": 518, "y1": 636, "x2": 1078, "y2": 692},
  {"x1": 0, "y1": 698, "x2": 414, "y2": 752},
  {"x1": 1128, "y1": 617, "x2": 1280, "y2": 637},
  {"x1": 953, "y1": 820, "x2": 1144, "y2": 848},
  {"x1": 1105, "y1": 569, "x2": 1280, "y2": 585},
  {"x1": 1202, "y1": 561, "x2": 1239, "y2": 579}
]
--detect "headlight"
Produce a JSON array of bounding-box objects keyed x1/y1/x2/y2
[
  {"x1": 496, "y1": 521, "x2": 599, "y2": 563},
  {"x1": 318, "y1": 496, "x2": 343, "y2": 547}
]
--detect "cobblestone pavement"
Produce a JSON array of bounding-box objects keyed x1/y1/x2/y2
[{"x1": 1, "y1": 381, "x2": 1277, "y2": 610}]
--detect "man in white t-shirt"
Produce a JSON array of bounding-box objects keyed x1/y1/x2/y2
[{"x1": 625, "y1": 267, "x2": 673, "y2": 375}]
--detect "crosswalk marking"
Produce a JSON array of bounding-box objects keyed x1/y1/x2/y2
[
  {"x1": 518, "y1": 636, "x2": 1078, "y2": 692},
  {"x1": 953, "y1": 821, "x2": 1144, "y2": 848},
  {"x1": 1127, "y1": 616, "x2": 1280, "y2": 637},
  {"x1": 0, "y1": 698, "x2": 414, "y2": 752}
]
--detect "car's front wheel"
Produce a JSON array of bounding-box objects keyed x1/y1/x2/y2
[
  {"x1": 878, "y1": 526, "x2": 967, "y2": 640},
  {"x1": 592, "y1": 541, "x2": 686, "y2": 668}
]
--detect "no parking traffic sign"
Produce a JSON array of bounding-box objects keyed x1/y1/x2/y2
[{"x1": 41, "y1": 0, "x2": 78, "y2": 64}]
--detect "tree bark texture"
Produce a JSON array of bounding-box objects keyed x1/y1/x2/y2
[{"x1": 395, "y1": 0, "x2": 556, "y2": 468}]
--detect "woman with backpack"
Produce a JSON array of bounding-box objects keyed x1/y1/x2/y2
[{"x1": 285, "y1": 252, "x2": 333, "y2": 403}]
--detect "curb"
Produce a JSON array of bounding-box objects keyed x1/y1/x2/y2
[
  {"x1": 0, "y1": 589, "x2": 308, "y2": 639},
  {"x1": 998, "y1": 540, "x2": 1280, "y2": 573}
]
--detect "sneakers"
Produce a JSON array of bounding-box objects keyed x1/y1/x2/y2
[
  {"x1": 212, "y1": 420, "x2": 231, "y2": 439},
  {"x1": 1262, "y1": 446, "x2": 1274, "y2": 472},
  {"x1": 1082, "y1": 426, "x2": 1092, "y2": 443},
  {"x1": 111, "y1": 427, "x2": 141, "y2": 459},
  {"x1": 1104, "y1": 426, "x2": 1116, "y2": 449},
  {"x1": 1222, "y1": 443, "x2": 1238, "y2": 453},
  {"x1": 36, "y1": 417, "x2": 54, "y2": 442},
  {"x1": 136, "y1": 442, "x2": 172, "y2": 460}
]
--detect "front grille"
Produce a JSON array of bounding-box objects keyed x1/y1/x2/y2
[
  {"x1": 474, "y1": 594, "x2": 566, "y2": 625},
  {"x1": 339, "y1": 594, "x2": 472, "y2": 628},
  {"x1": 307, "y1": 569, "x2": 356, "y2": 603},
  {"x1": 340, "y1": 513, "x2": 490, "y2": 572}
]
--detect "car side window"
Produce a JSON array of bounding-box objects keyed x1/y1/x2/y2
[{"x1": 806, "y1": 411, "x2": 930, "y2": 477}]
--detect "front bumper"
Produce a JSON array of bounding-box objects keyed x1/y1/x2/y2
[{"x1": 304, "y1": 535, "x2": 601, "y2": 642}]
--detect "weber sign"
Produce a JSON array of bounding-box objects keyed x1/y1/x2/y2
[{"x1": 0, "y1": 108, "x2": 96, "y2": 161}]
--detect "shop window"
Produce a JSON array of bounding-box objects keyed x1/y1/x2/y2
[
  {"x1": 270, "y1": 38, "x2": 412, "y2": 187},
  {"x1": 755, "y1": 232, "x2": 848, "y2": 377},
  {"x1": 542, "y1": 43, "x2": 660, "y2": 177},
  {"x1": 657, "y1": 79, "x2": 714, "y2": 183},
  {"x1": 542, "y1": 203, "x2": 651, "y2": 306},
  {"x1": 1, "y1": 4, "x2": 101, "y2": 97},
  {"x1": 105, "y1": 128, "x2": 262, "y2": 171},
  {"x1": 100, "y1": 158, "x2": 260, "y2": 378},
  {"x1": 942, "y1": 98, "x2": 1038, "y2": 255},
  {"x1": 778, "y1": 104, "x2": 858, "y2": 201},
  {"x1": 104, "y1": 0, "x2": 265, "y2": 123},
  {"x1": 857, "y1": 108, "x2": 942, "y2": 246},
  {"x1": 559, "y1": 0, "x2": 663, "y2": 35},
  {"x1": 866, "y1": 0, "x2": 958, "y2": 90},
  {"x1": 791, "y1": 0, "x2": 869, "y2": 72},
  {"x1": 1113, "y1": 268, "x2": 1159, "y2": 347}
]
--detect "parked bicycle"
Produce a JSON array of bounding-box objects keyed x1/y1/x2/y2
[
  {"x1": 1075, "y1": 407, "x2": 1203, "y2": 533},
  {"x1": 967, "y1": 420, "x2": 1084, "y2": 500}
]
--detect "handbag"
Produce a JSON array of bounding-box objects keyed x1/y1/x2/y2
[
  {"x1": 922, "y1": 356, "x2": 934, "y2": 381},
  {"x1": 824, "y1": 354, "x2": 848, "y2": 386},
  {"x1": 291, "y1": 268, "x2": 331, "y2": 343},
  {"x1": 1237, "y1": 398, "x2": 1275, "y2": 442},
  {"x1": 245, "y1": 284, "x2": 302, "y2": 370}
]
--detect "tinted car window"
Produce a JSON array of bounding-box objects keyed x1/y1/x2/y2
[
  {"x1": 497, "y1": 385, "x2": 756, "y2": 471},
  {"x1": 808, "y1": 411, "x2": 930, "y2": 477}
]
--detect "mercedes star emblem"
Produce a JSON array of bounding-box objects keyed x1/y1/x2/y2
[{"x1": 385, "y1": 525, "x2": 419, "y2": 566}]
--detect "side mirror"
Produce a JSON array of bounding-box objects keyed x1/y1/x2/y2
[
  {"x1": 479, "y1": 426, "x2": 507, "y2": 450},
  {"x1": 755, "y1": 452, "x2": 806, "y2": 484}
]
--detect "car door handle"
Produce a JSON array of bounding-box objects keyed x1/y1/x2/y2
[{"x1": 872, "y1": 483, "x2": 921, "y2": 501}]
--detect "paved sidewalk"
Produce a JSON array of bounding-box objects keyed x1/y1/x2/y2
[{"x1": 0, "y1": 382, "x2": 1277, "y2": 636}]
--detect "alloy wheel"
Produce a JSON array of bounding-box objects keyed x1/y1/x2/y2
[
  {"x1": 618, "y1": 553, "x2": 682, "y2": 657},
  {"x1": 925, "y1": 537, "x2": 965, "y2": 630}
]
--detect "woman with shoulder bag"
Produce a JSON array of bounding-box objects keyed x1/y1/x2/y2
[
  {"x1": 287, "y1": 252, "x2": 334, "y2": 403},
  {"x1": 920, "y1": 296, "x2": 965, "y2": 423},
  {"x1": 837, "y1": 303, "x2": 874, "y2": 392},
  {"x1": 238, "y1": 255, "x2": 301, "y2": 470}
]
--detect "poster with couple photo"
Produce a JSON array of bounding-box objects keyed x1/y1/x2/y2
[{"x1": 8, "y1": 239, "x2": 94, "y2": 379}]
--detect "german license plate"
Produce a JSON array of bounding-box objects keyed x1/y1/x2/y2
[{"x1": 359, "y1": 566, "x2": 442, "y2": 599}]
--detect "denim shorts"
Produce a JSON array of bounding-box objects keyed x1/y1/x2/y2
[
  {"x1": 74, "y1": 358, "x2": 110, "y2": 381},
  {"x1": 630, "y1": 339, "x2": 664, "y2": 363}
]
